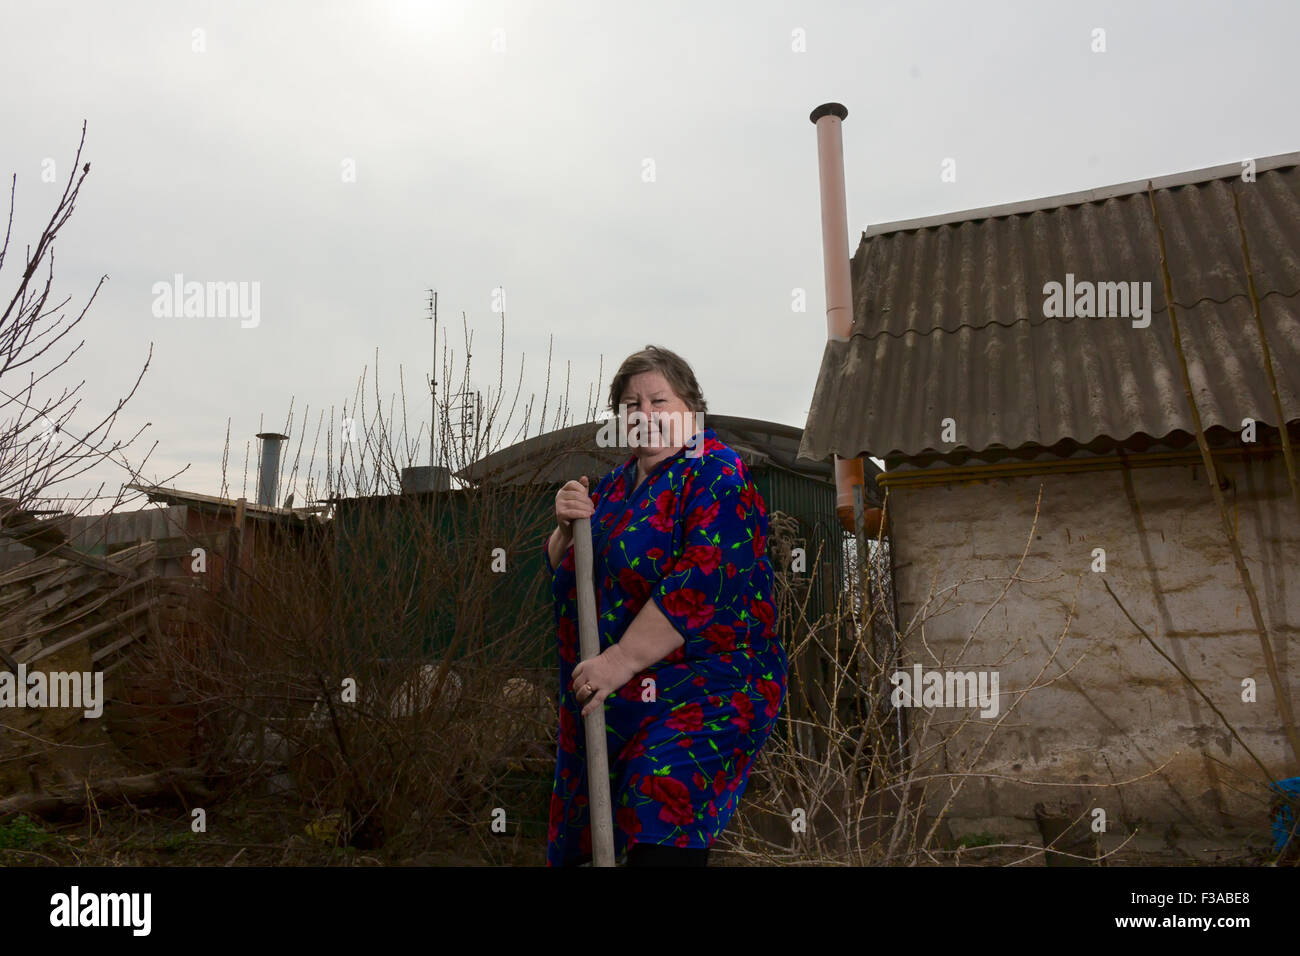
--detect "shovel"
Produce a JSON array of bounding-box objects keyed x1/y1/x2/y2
[{"x1": 572, "y1": 515, "x2": 616, "y2": 867}]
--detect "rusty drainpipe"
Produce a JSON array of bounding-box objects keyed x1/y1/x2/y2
[{"x1": 809, "y1": 103, "x2": 868, "y2": 534}]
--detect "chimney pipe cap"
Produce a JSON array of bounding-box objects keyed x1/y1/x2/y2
[
  {"x1": 256, "y1": 432, "x2": 289, "y2": 441},
  {"x1": 809, "y1": 102, "x2": 848, "y2": 124}
]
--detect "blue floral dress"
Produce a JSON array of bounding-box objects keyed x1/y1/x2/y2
[{"x1": 542, "y1": 426, "x2": 788, "y2": 865}]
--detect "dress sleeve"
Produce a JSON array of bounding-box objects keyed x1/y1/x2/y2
[
  {"x1": 542, "y1": 469, "x2": 614, "y2": 577},
  {"x1": 650, "y1": 453, "x2": 765, "y2": 656}
]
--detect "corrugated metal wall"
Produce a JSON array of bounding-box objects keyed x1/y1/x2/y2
[
  {"x1": 332, "y1": 461, "x2": 846, "y2": 665},
  {"x1": 333, "y1": 488, "x2": 555, "y2": 668},
  {"x1": 755, "y1": 464, "x2": 845, "y2": 628}
]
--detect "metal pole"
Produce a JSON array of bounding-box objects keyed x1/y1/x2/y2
[
  {"x1": 571, "y1": 515, "x2": 615, "y2": 866},
  {"x1": 423, "y1": 289, "x2": 439, "y2": 471},
  {"x1": 431, "y1": 290, "x2": 438, "y2": 470}
]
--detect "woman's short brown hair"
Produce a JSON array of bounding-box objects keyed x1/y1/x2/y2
[{"x1": 608, "y1": 345, "x2": 708, "y2": 415}]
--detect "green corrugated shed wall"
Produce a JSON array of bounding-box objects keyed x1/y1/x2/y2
[
  {"x1": 332, "y1": 461, "x2": 842, "y2": 668},
  {"x1": 755, "y1": 465, "x2": 845, "y2": 628},
  {"x1": 333, "y1": 460, "x2": 840, "y2": 838},
  {"x1": 333, "y1": 487, "x2": 556, "y2": 670}
]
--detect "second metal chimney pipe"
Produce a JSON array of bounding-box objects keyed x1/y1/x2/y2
[{"x1": 256, "y1": 432, "x2": 289, "y2": 507}]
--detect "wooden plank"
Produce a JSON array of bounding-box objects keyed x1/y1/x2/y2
[
  {"x1": 0, "y1": 587, "x2": 34, "y2": 608},
  {"x1": 29, "y1": 565, "x2": 90, "y2": 594},
  {"x1": 33, "y1": 542, "x2": 135, "y2": 578},
  {"x1": 89, "y1": 625, "x2": 148, "y2": 664},
  {"x1": 151, "y1": 538, "x2": 221, "y2": 561},
  {"x1": 34, "y1": 577, "x2": 113, "y2": 618},
  {"x1": 159, "y1": 577, "x2": 207, "y2": 593},
  {"x1": 21, "y1": 602, "x2": 152, "y2": 665},
  {"x1": 1, "y1": 573, "x2": 158, "y2": 649},
  {"x1": 0, "y1": 562, "x2": 59, "y2": 589}
]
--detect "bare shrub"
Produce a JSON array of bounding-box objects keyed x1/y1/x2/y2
[
  {"x1": 725, "y1": 484, "x2": 1217, "y2": 866},
  {"x1": 147, "y1": 317, "x2": 607, "y2": 861}
]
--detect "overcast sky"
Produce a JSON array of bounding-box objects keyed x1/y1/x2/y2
[{"x1": 2, "y1": 0, "x2": 1296, "y2": 510}]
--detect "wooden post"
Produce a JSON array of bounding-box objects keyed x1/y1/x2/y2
[
  {"x1": 852, "y1": 482, "x2": 869, "y2": 654},
  {"x1": 227, "y1": 497, "x2": 247, "y2": 597}
]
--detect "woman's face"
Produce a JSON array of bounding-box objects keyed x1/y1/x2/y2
[{"x1": 618, "y1": 370, "x2": 698, "y2": 466}]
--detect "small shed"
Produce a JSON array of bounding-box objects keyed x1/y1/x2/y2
[
  {"x1": 331, "y1": 414, "x2": 880, "y2": 665},
  {"x1": 457, "y1": 414, "x2": 880, "y2": 630},
  {"x1": 800, "y1": 152, "x2": 1300, "y2": 855}
]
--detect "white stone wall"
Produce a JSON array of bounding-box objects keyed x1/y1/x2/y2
[{"x1": 886, "y1": 452, "x2": 1299, "y2": 847}]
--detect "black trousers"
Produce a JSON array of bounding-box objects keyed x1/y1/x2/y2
[
  {"x1": 627, "y1": 843, "x2": 709, "y2": 867},
  {"x1": 563, "y1": 843, "x2": 710, "y2": 867}
]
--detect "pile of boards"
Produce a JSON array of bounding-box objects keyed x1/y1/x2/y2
[{"x1": 0, "y1": 502, "x2": 209, "y2": 810}]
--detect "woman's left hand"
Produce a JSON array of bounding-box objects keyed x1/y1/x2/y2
[{"x1": 571, "y1": 644, "x2": 638, "y2": 718}]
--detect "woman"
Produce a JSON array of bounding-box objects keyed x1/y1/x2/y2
[{"x1": 542, "y1": 345, "x2": 788, "y2": 867}]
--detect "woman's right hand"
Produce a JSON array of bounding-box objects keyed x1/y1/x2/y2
[{"x1": 555, "y1": 475, "x2": 594, "y2": 533}]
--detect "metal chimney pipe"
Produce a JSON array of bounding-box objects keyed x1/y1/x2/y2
[
  {"x1": 810, "y1": 102, "x2": 854, "y2": 342},
  {"x1": 255, "y1": 432, "x2": 289, "y2": 507},
  {"x1": 809, "y1": 103, "x2": 867, "y2": 531}
]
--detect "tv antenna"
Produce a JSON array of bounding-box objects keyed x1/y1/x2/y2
[{"x1": 423, "y1": 289, "x2": 438, "y2": 469}]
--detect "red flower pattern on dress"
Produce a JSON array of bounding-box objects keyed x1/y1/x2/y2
[
  {"x1": 617, "y1": 806, "x2": 641, "y2": 837},
  {"x1": 703, "y1": 622, "x2": 737, "y2": 652},
  {"x1": 666, "y1": 701, "x2": 704, "y2": 732},
  {"x1": 757, "y1": 677, "x2": 783, "y2": 718},
  {"x1": 559, "y1": 704, "x2": 578, "y2": 754},
  {"x1": 649, "y1": 488, "x2": 677, "y2": 532},
  {"x1": 729, "y1": 753, "x2": 752, "y2": 790},
  {"x1": 685, "y1": 500, "x2": 719, "y2": 535},
  {"x1": 617, "y1": 566, "x2": 651, "y2": 604},
  {"x1": 557, "y1": 616, "x2": 577, "y2": 664},
  {"x1": 660, "y1": 587, "x2": 714, "y2": 630},
  {"x1": 662, "y1": 645, "x2": 687, "y2": 664},
  {"x1": 619, "y1": 727, "x2": 648, "y2": 761},
  {"x1": 639, "y1": 775, "x2": 694, "y2": 826},
  {"x1": 729, "y1": 691, "x2": 754, "y2": 732},
  {"x1": 677, "y1": 543, "x2": 722, "y2": 575}
]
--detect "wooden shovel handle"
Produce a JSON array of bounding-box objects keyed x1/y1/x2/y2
[{"x1": 572, "y1": 516, "x2": 615, "y2": 867}]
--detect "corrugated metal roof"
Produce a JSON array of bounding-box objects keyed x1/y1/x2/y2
[
  {"x1": 457, "y1": 414, "x2": 880, "y2": 499},
  {"x1": 798, "y1": 154, "x2": 1300, "y2": 462},
  {"x1": 126, "y1": 483, "x2": 317, "y2": 520}
]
